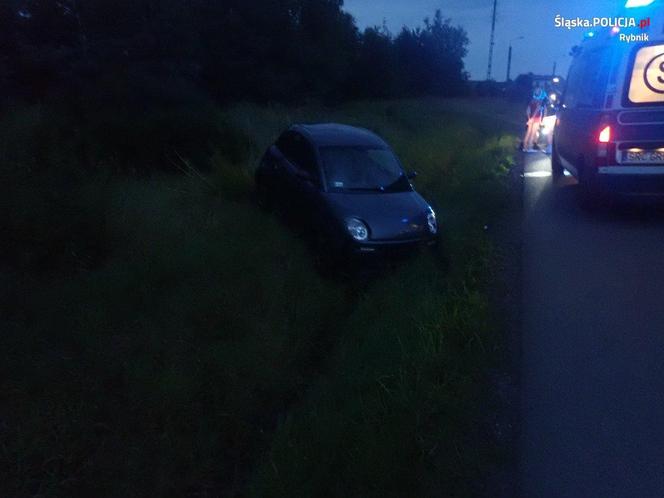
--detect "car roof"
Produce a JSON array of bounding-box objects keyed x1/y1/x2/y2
[{"x1": 291, "y1": 123, "x2": 388, "y2": 148}]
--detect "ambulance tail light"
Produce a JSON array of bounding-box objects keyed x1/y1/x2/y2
[{"x1": 598, "y1": 126, "x2": 611, "y2": 143}]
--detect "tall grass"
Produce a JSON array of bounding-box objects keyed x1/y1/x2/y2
[
  {"x1": 249, "y1": 244, "x2": 501, "y2": 497},
  {"x1": 0, "y1": 98, "x2": 516, "y2": 497}
]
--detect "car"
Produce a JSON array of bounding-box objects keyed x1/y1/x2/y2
[
  {"x1": 552, "y1": 0, "x2": 664, "y2": 199},
  {"x1": 255, "y1": 123, "x2": 438, "y2": 265}
]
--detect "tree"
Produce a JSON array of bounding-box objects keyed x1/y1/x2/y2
[
  {"x1": 395, "y1": 10, "x2": 468, "y2": 97},
  {"x1": 349, "y1": 24, "x2": 396, "y2": 99},
  {"x1": 2, "y1": 1, "x2": 469, "y2": 104}
]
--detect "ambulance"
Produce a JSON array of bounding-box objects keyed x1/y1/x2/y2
[{"x1": 552, "y1": 0, "x2": 664, "y2": 197}]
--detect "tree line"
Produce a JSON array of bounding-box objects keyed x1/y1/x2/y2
[{"x1": 1, "y1": 0, "x2": 470, "y2": 106}]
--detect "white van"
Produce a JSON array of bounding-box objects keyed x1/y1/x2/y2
[{"x1": 552, "y1": 0, "x2": 664, "y2": 196}]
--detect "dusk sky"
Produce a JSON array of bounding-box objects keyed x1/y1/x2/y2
[{"x1": 344, "y1": 0, "x2": 625, "y2": 81}]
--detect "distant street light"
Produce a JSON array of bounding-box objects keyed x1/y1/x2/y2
[{"x1": 506, "y1": 36, "x2": 524, "y2": 82}]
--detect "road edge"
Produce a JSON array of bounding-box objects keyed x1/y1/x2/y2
[{"x1": 483, "y1": 147, "x2": 525, "y2": 497}]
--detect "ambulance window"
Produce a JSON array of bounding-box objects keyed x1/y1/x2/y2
[
  {"x1": 626, "y1": 44, "x2": 664, "y2": 106},
  {"x1": 608, "y1": 48, "x2": 620, "y2": 86},
  {"x1": 563, "y1": 59, "x2": 583, "y2": 108},
  {"x1": 576, "y1": 48, "x2": 610, "y2": 108}
]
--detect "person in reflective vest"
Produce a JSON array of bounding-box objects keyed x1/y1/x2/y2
[{"x1": 522, "y1": 85, "x2": 547, "y2": 152}]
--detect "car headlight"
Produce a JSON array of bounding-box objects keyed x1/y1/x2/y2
[
  {"x1": 427, "y1": 210, "x2": 438, "y2": 234},
  {"x1": 345, "y1": 218, "x2": 369, "y2": 241}
]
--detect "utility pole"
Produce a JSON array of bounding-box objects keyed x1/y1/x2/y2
[
  {"x1": 506, "y1": 36, "x2": 523, "y2": 82},
  {"x1": 552, "y1": 60, "x2": 557, "y2": 77},
  {"x1": 486, "y1": 0, "x2": 497, "y2": 80}
]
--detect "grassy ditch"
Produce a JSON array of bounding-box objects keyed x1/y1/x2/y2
[{"x1": 0, "y1": 98, "x2": 516, "y2": 497}]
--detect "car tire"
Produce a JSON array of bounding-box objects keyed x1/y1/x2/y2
[
  {"x1": 551, "y1": 142, "x2": 564, "y2": 181},
  {"x1": 577, "y1": 161, "x2": 602, "y2": 210}
]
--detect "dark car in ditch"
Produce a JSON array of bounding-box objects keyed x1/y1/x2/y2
[{"x1": 255, "y1": 124, "x2": 438, "y2": 264}]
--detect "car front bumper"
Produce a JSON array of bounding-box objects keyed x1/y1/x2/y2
[{"x1": 350, "y1": 236, "x2": 438, "y2": 258}]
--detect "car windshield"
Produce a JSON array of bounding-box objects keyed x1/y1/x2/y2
[{"x1": 319, "y1": 146, "x2": 410, "y2": 192}]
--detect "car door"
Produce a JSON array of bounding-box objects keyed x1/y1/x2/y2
[
  {"x1": 274, "y1": 131, "x2": 322, "y2": 222},
  {"x1": 557, "y1": 47, "x2": 610, "y2": 176},
  {"x1": 273, "y1": 131, "x2": 303, "y2": 210},
  {"x1": 556, "y1": 59, "x2": 581, "y2": 171},
  {"x1": 285, "y1": 133, "x2": 323, "y2": 227}
]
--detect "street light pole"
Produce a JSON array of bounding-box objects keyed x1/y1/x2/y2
[
  {"x1": 486, "y1": 0, "x2": 497, "y2": 80},
  {"x1": 506, "y1": 36, "x2": 523, "y2": 82}
]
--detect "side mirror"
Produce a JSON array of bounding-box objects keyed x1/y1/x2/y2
[{"x1": 407, "y1": 171, "x2": 418, "y2": 180}]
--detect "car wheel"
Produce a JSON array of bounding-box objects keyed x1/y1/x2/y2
[
  {"x1": 551, "y1": 142, "x2": 564, "y2": 181},
  {"x1": 577, "y1": 161, "x2": 603, "y2": 210}
]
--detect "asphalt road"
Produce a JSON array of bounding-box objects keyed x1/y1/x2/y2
[{"x1": 519, "y1": 152, "x2": 664, "y2": 497}]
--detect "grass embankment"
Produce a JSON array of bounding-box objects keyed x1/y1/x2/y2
[{"x1": 0, "y1": 99, "x2": 516, "y2": 497}]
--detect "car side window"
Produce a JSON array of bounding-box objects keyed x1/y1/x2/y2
[
  {"x1": 276, "y1": 131, "x2": 319, "y2": 181},
  {"x1": 276, "y1": 132, "x2": 297, "y2": 163},
  {"x1": 563, "y1": 60, "x2": 582, "y2": 109},
  {"x1": 579, "y1": 48, "x2": 610, "y2": 108},
  {"x1": 294, "y1": 137, "x2": 318, "y2": 176},
  {"x1": 290, "y1": 134, "x2": 319, "y2": 174},
  {"x1": 564, "y1": 48, "x2": 609, "y2": 109}
]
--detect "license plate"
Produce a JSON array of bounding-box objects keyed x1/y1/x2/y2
[{"x1": 623, "y1": 150, "x2": 664, "y2": 164}]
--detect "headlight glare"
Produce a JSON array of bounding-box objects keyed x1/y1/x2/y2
[
  {"x1": 427, "y1": 210, "x2": 438, "y2": 234},
  {"x1": 346, "y1": 218, "x2": 369, "y2": 241}
]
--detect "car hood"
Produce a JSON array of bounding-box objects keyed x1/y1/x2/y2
[{"x1": 322, "y1": 191, "x2": 433, "y2": 241}]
